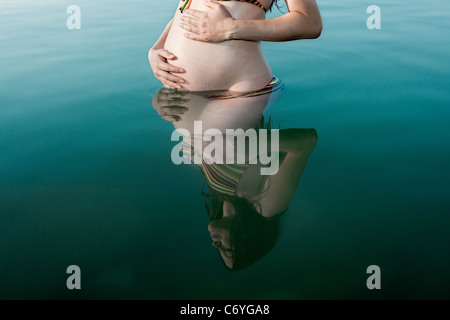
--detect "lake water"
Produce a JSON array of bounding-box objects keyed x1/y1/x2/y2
[{"x1": 1, "y1": 0, "x2": 449, "y2": 299}]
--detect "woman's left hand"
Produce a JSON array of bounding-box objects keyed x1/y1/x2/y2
[{"x1": 179, "y1": 0, "x2": 235, "y2": 43}]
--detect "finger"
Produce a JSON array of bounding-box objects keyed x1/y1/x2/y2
[
  {"x1": 157, "y1": 90, "x2": 188, "y2": 101},
  {"x1": 163, "y1": 71, "x2": 186, "y2": 84},
  {"x1": 158, "y1": 49, "x2": 177, "y2": 60},
  {"x1": 158, "y1": 78, "x2": 171, "y2": 89},
  {"x1": 180, "y1": 16, "x2": 198, "y2": 26},
  {"x1": 162, "y1": 115, "x2": 181, "y2": 123},
  {"x1": 179, "y1": 22, "x2": 200, "y2": 35},
  {"x1": 159, "y1": 77, "x2": 182, "y2": 90},
  {"x1": 157, "y1": 97, "x2": 189, "y2": 105},
  {"x1": 157, "y1": 88, "x2": 176, "y2": 98},
  {"x1": 156, "y1": 69, "x2": 185, "y2": 85},
  {"x1": 184, "y1": 9, "x2": 206, "y2": 19},
  {"x1": 159, "y1": 62, "x2": 185, "y2": 74},
  {"x1": 161, "y1": 106, "x2": 189, "y2": 115},
  {"x1": 162, "y1": 83, "x2": 171, "y2": 89},
  {"x1": 159, "y1": 88, "x2": 173, "y2": 94},
  {"x1": 203, "y1": 0, "x2": 220, "y2": 9},
  {"x1": 158, "y1": 94, "x2": 190, "y2": 103},
  {"x1": 166, "y1": 81, "x2": 183, "y2": 90}
]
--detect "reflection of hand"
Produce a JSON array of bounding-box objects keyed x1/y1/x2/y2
[
  {"x1": 148, "y1": 49, "x2": 186, "y2": 89},
  {"x1": 180, "y1": 1, "x2": 234, "y2": 43},
  {"x1": 156, "y1": 88, "x2": 190, "y2": 105},
  {"x1": 155, "y1": 88, "x2": 190, "y2": 122},
  {"x1": 161, "y1": 106, "x2": 189, "y2": 123}
]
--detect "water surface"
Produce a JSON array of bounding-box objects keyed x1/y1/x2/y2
[{"x1": 1, "y1": 0, "x2": 449, "y2": 299}]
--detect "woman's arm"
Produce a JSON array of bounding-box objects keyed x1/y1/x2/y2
[
  {"x1": 231, "y1": 0, "x2": 322, "y2": 41},
  {"x1": 148, "y1": 19, "x2": 186, "y2": 89},
  {"x1": 180, "y1": 0, "x2": 322, "y2": 43}
]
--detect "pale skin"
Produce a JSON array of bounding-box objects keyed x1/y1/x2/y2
[
  {"x1": 152, "y1": 88, "x2": 317, "y2": 267},
  {"x1": 152, "y1": 88, "x2": 318, "y2": 218},
  {"x1": 149, "y1": 0, "x2": 322, "y2": 89}
]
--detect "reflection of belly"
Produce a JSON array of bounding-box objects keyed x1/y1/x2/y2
[{"x1": 164, "y1": 22, "x2": 272, "y2": 92}]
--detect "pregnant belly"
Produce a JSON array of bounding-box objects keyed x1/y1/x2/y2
[{"x1": 164, "y1": 20, "x2": 272, "y2": 92}]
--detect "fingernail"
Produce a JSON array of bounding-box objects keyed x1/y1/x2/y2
[
  {"x1": 179, "y1": 79, "x2": 185, "y2": 83},
  {"x1": 179, "y1": 68, "x2": 185, "y2": 73}
]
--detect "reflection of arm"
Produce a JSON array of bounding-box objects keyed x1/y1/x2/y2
[
  {"x1": 258, "y1": 129, "x2": 318, "y2": 217},
  {"x1": 151, "y1": 19, "x2": 173, "y2": 50}
]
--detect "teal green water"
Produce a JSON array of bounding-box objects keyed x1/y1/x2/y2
[{"x1": 1, "y1": 0, "x2": 449, "y2": 299}]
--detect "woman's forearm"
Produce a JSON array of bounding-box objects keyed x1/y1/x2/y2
[
  {"x1": 229, "y1": 11, "x2": 322, "y2": 42},
  {"x1": 151, "y1": 19, "x2": 173, "y2": 50},
  {"x1": 179, "y1": 0, "x2": 322, "y2": 43}
]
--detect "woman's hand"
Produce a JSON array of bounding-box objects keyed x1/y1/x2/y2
[
  {"x1": 179, "y1": 0, "x2": 322, "y2": 42},
  {"x1": 179, "y1": 1, "x2": 235, "y2": 43},
  {"x1": 148, "y1": 48, "x2": 186, "y2": 89}
]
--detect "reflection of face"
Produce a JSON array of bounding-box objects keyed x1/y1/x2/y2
[{"x1": 208, "y1": 212, "x2": 234, "y2": 269}]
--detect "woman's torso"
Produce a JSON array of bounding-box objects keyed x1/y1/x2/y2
[{"x1": 165, "y1": 0, "x2": 274, "y2": 93}]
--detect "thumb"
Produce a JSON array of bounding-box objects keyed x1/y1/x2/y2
[{"x1": 159, "y1": 49, "x2": 177, "y2": 60}]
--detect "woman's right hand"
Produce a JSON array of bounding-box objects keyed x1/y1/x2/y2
[{"x1": 148, "y1": 48, "x2": 186, "y2": 90}]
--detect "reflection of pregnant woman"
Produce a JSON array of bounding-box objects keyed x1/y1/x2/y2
[
  {"x1": 152, "y1": 89, "x2": 318, "y2": 270},
  {"x1": 149, "y1": 0, "x2": 322, "y2": 92}
]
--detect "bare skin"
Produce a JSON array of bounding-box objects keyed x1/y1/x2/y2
[
  {"x1": 152, "y1": 89, "x2": 317, "y2": 267},
  {"x1": 149, "y1": 0, "x2": 322, "y2": 91},
  {"x1": 152, "y1": 88, "x2": 317, "y2": 218}
]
